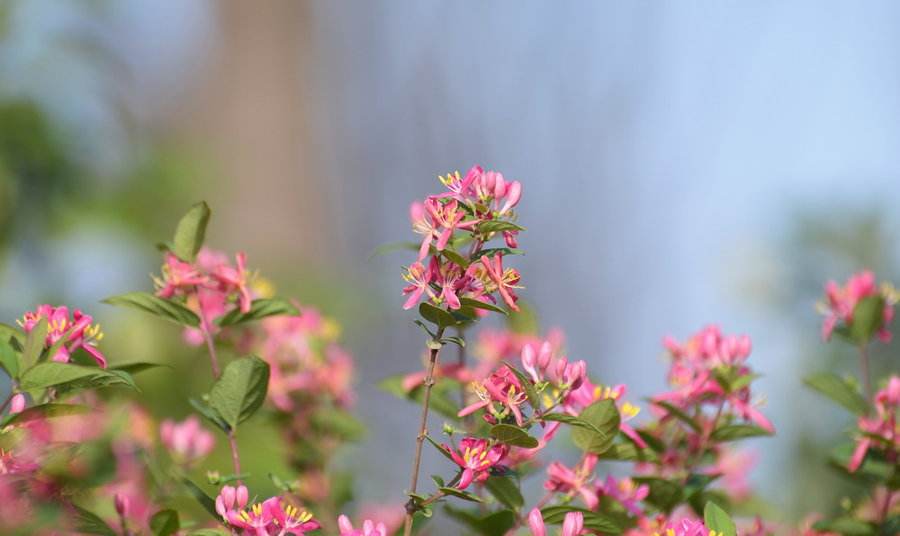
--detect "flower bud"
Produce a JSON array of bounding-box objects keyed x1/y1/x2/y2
[
  {"x1": 114, "y1": 493, "x2": 130, "y2": 517},
  {"x1": 9, "y1": 393, "x2": 25, "y2": 415}
]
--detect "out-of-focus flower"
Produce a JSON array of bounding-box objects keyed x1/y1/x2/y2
[
  {"x1": 160, "y1": 415, "x2": 215, "y2": 466},
  {"x1": 18, "y1": 305, "x2": 107, "y2": 367},
  {"x1": 707, "y1": 448, "x2": 756, "y2": 500},
  {"x1": 545, "y1": 455, "x2": 600, "y2": 509},
  {"x1": 598, "y1": 476, "x2": 649, "y2": 516},
  {"x1": 210, "y1": 251, "x2": 253, "y2": 314},
  {"x1": 848, "y1": 376, "x2": 899, "y2": 472},
  {"x1": 819, "y1": 270, "x2": 896, "y2": 343},
  {"x1": 338, "y1": 514, "x2": 388, "y2": 536},
  {"x1": 528, "y1": 508, "x2": 585, "y2": 536},
  {"x1": 445, "y1": 437, "x2": 508, "y2": 489},
  {"x1": 9, "y1": 393, "x2": 25, "y2": 415}
]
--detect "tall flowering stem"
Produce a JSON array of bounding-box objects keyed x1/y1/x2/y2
[
  {"x1": 398, "y1": 165, "x2": 524, "y2": 535},
  {"x1": 403, "y1": 328, "x2": 444, "y2": 536}
]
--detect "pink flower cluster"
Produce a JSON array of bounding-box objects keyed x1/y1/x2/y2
[
  {"x1": 658, "y1": 325, "x2": 773, "y2": 434},
  {"x1": 820, "y1": 270, "x2": 895, "y2": 343},
  {"x1": 402, "y1": 165, "x2": 524, "y2": 312},
  {"x1": 154, "y1": 248, "x2": 255, "y2": 330},
  {"x1": 528, "y1": 508, "x2": 585, "y2": 536},
  {"x1": 215, "y1": 484, "x2": 320, "y2": 536},
  {"x1": 18, "y1": 304, "x2": 107, "y2": 367},
  {"x1": 159, "y1": 415, "x2": 215, "y2": 466},
  {"x1": 848, "y1": 375, "x2": 900, "y2": 472}
]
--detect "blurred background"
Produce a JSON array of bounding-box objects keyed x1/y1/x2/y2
[{"x1": 1, "y1": 0, "x2": 899, "y2": 525}]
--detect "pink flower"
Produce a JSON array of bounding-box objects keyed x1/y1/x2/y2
[
  {"x1": 211, "y1": 252, "x2": 254, "y2": 314},
  {"x1": 266, "y1": 499, "x2": 320, "y2": 534},
  {"x1": 478, "y1": 254, "x2": 521, "y2": 312},
  {"x1": 160, "y1": 416, "x2": 215, "y2": 465},
  {"x1": 458, "y1": 365, "x2": 530, "y2": 425},
  {"x1": 820, "y1": 270, "x2": 895, "y2": 343},
  {"x1": 708, "y1": 448, "x2": 756, "y2": 500},
  {"x1": 215, "y1": 484, "x2": 249, "y2": 521},
  {"x1": 154, "y1": 253, "x2": 208, "y2": 298},
  {"x1": 401, "y1": 261, "x2": 434, "y2": 310},
  {"x1": 848, "y1": 375, "x2": 900, "y2": 472},
  {"x1": 425, "y1": 198, "x2": 476, "y2": 252},
  {"x1": 9, "y1": 394, "x2": 25, "y2": 415},
  {"x1": 445, "y1": 437, "x2": 508, "y2": 489},
  {"x1": 527, "y1": 508, "x2": 585, "y2": 536},
  {"x1": 545, "y1": 455, "x2": 600, "y2": 509},
  {"x1": 18, "y1": 305, "x2": 107, "y2": 367},
  {"x1": 598, "y1": 476, "x2": 649, "y2": 516},
  {"x1": 338, "y1": 515, "x2": 387, "y2": 536}
]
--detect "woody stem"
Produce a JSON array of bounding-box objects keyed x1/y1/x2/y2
[{"x1": 403, "y1": 327, "x2": 445, "y2": 536}]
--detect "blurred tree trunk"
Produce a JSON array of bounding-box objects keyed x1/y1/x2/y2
[{"x1": 175, "y1": 0, "x2": 329, "y2": 266}]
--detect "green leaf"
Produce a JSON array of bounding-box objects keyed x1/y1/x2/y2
[
  {"x1": 634, "y1": 477, "x2": 684, "y2": 514},
  {"x1": 459, "y1": 297, "x2": 508, "y2": 315},
  {"x1": 650, "y1": 399, "x2": 702, "y2": 432},
  {"x1": 490, "y1": 424, "x2": 539, "y2": 448},
  {"x1": 476, "y1": 220, "x2": 525, "y2": 234},
  {"x1": 440, "y1": 487, "x2": 483, "y2": 503},
  {"x1": 73, "y1": 505, "x2": 117, "y2": 536},
  {"x1": 1, "y1": 403, "x2": 89, "y2": 427},
  {"x1": 441, "y1": 247, "x2": 470, "y2": 268},
  {"x1": 419, "y1": 302, "x2": 458, "y2": 328},
  {"x1": 850, "y1": 294, "x2": 886, "y2": 344},
  {"x1": 182, "y1": 478, "x2": 220, "y2": 521},
  {"x1": 173, "y1": 201, "x2": 211, "y2": 262},
  {"x1": 110, "y1": 362, "x2": 169, "y2": 375},
  {"x1": 20, "y1": 363, "x2": 137, "y2": 392},
  {"x1": 0, "y1": 322, "x2": 22, "y2": 348},
  {"x1": 187, "y1": 530, "x2": 230, "y2": 536},
  {"x1": 703, "y1": 501, "x2": 737, "y2": 536},
  {"x1": 150, "y1": 509, "x2": 180, "y2": 536},
  {"x1": 539, "y1": 505, "x2": 622, "y2": 533},
  {"x1": 710, "y1": 424, "x2": 772, "y2": 442},
  {"x1": 208, "y1": 356, "x2": 270, "y2": 430},
  {"x1": 0, "y1": 336, "x2": 20, "y2": 379},
  {"x1": 570, "y1": 399, "x2": 620, "y2": 454},
  {"x1": 485, "y1": 476, "x2": 523, "y2": 511},
  {"x1": 478, "y1": 247, "x2": 524, "y2": 258},
  {"x1": 22, "y1": 317, "x2": 47, "y2": 369},
  {"x1": 424, "y1": 435, "x2": 456, "y2": 463},
  {"x1": 216, "y1": 298, "x2": 300, "y2": 327},
  {"x1": 103, "y1": 292, "x2": 200, "y2": 327},
  {"x1": 804, "y1": 372, "x2": 869, "y2": 415}
]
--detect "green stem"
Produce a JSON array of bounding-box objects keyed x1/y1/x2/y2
[
  {"x1": 199, "y1": 314, "x2": 241, "y2": 480},
  {"x1": 403, "y1": 327, "x2": 445, "y2": 536}
]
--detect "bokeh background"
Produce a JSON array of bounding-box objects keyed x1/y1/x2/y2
[{"x1": 2, "y1": 0, "x2": 899, "y2": 525}]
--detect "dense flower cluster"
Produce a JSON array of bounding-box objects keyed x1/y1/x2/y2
[
  {"x1": 402, "y1": 165, "x2": 524, "y2": 312},
  {"x1": 18, "y1": 304, "x2": 107, "y2": 367}
]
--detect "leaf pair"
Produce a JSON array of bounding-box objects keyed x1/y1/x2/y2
[{"x1": 195, "y1": 356, "x2": 270, "y2": 432}]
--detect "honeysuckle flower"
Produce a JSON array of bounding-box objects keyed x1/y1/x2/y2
[
  {"x1": 527, "y1": 508, "x2": 586, "y2": 536},
  {"x1": 225, "y1": 499, "x2": 274, "y2": 534},
  {"x1": 848, "y1": 375, "x2": 899, "y2": 472},
  {"x1": 401, "y1": 261, "x2": 434, "y2": 310},
  {"x1": 655, "y1": 518, "x2": 713, "y2": 536},
  {"x1": 216, "y1": 484, "x2": 249, "y2": 520},
  {"x1": 598, "y1": 476, "x2": 649, "y2": 516},
  {"x1": 458, "y1": 365, "x2": 530, "y2": 425},
  {"x1": 521, "y1": 341, "x2": 554, "y2": 383},
  {"x1": 160, "y1": 415, "x2": 215, "y2": 465},
  {"x1": 266, "y1": 499, "x2": 320, "y2": 534},
  {"x1": 437, "y1": 166, "x2": 481, "y2": 202},
  {"x1": 210, "y1": 251, "x2": 253, "y2": 314},
  {"x1": 154, "y1": 252, "x2": 208, "y2": 299},
  {"x1": 338, "y1": 514, "x2": 387, "y2": 536},
  {"x1": 425, "y1": 198, "x2": 476, "y2": 252},
  {"x1": 545, "y1": 454, "x2": 600, "y2": 509},
  {"x1": 18, "y1": 305, "x2": 107, "y2": 367},
  {"x1": 478, "y1": 254, "x2": 521, "y2": 312},
  {"x1": 9, "y1": 393, "x2": 25, "y2": 415},
  {"x1": 445, "y1": 437, "x2": 508, "y2": 489},
  {"x1": 820, "y1": 270, "x2": 896, "y2": 343}
]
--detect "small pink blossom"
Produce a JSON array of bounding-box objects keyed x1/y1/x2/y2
[
  {"x1": 445, "y1": 437, "x2": 508, "y2": 489},
  {"x1": 338, "y1": 514, "x2": 388, "y2": 536},
  {"x1": 160, "y1": 415, "x2": 215, "y2": 465},
  {"x1": 527, "y1": 508, "x2": 585, "y2": 536},
  {"x1": 545, "y1": 455, "x2": 600, "y2": 509},
  {"x1": 9, "y1": 393, "x2": 25, "y2": 415}
]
